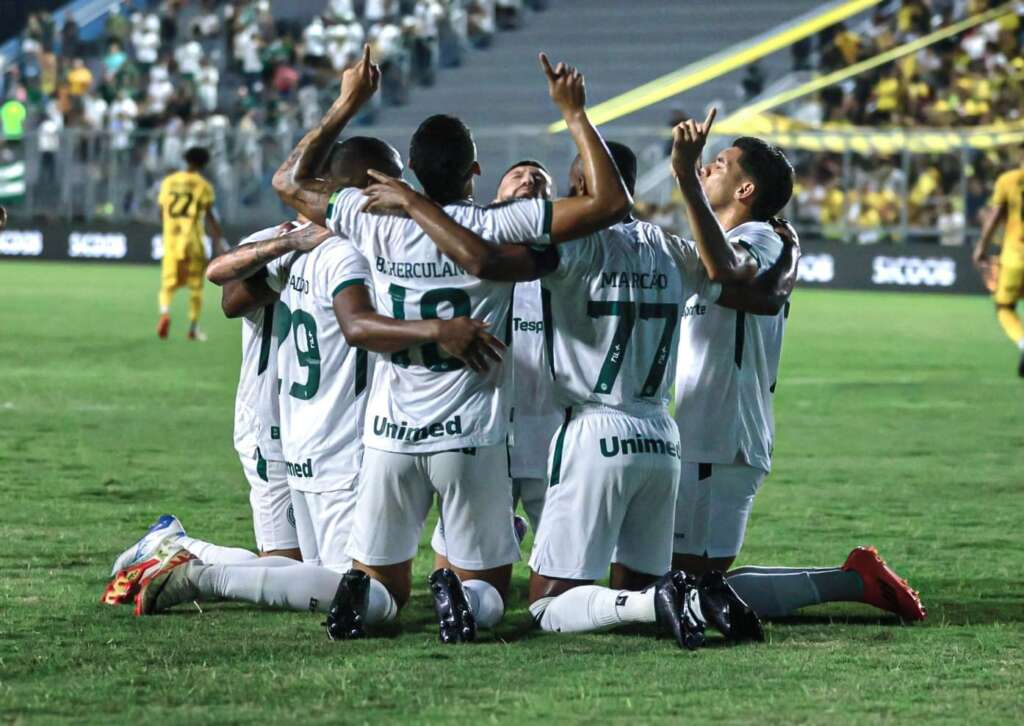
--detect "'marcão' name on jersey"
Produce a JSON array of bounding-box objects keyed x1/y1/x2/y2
[
  {"x1": 376, "y1": 256, "x2": 467, "y2": 280},
  {"x1": 599, "y1": 271, "x2": 670, "y2": 290}
]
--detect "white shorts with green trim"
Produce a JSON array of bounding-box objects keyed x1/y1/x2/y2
[
  {"x1": 290, "y1": 482, "x2": 359, "y2": 573},
  {"x1": 529, "y1": 407, "x2": 680, "y2": 581},
  {"x1": 351, "y1": 444, "x2": 520, "y2": 571},
  {"x1": 240, "y1": 449, "x2": 298, "y2": 552},
  {"x1": 673, "y1": 461, "x2": 767, "y2": 559}
]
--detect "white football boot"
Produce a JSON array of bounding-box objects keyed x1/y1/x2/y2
[{"x1": 109, "y1": 514, "x2": 186, "y2": 576}]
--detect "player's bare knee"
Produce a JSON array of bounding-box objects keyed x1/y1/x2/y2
[
  {"x1": 354, "y1": 560, "x2": 412, "y2": 608},
  {"x1": 672, "y1": 553, "x2": 736, "y2": 574},
  {"x1": 260, "y1": 548, "x2": 302, "y2": 561},
  {"x1": 528, "y1": 570, "x2": 590, "y2": 604},
  {"x1": 452, "y1": 563, "x2": 512, "y2": 602},
  {"x1": 608, "y1": 563, "x2": 658, "y2": 591}
]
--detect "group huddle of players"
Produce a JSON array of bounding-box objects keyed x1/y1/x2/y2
[{"x1": 102, "y1": 47, "x2": 926, "y2": 649}]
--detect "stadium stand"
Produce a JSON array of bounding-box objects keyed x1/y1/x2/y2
[{"x1": 1, "y1": 0, "x2": 1020, "y2": 247}]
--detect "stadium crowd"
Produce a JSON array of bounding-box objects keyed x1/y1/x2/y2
[
  {"x1": 637, "y1": 0, "x2": 1023, "y2": 244},
  {"x1": 0, "y1": 0, "x2": 547, "y2": 215}
]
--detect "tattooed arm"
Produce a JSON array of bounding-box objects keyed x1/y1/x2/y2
[
  {"x1": 206, "y1": 222, "x2": 332, "y2": 285},
  {"x1": 272, "y1": 44, "x2": 380, "y2": 225}
]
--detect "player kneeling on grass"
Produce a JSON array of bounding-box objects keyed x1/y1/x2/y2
[
  {"x1": 358, "y1": 101, "x2": 801, "y2": 647},
  {"x1": 268, "y1": 50, "x2": 640, "y2": 644},
  {"x1": 664, "y1": 115, "x2": 926, "y2": 623},
  {"x1": 103, "y1": 136, "x2": 505, "y2": 619}
]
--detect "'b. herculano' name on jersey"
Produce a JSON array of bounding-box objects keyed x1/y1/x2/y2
[
  {"x1": 372, "y1": 414, "x2": 464, "y2": 442},
  {"x1": 599, "y1": 433, "x2": 682, "y2": 459},
  {"x1": 599, "y1": 271, "x2": 670, "y2": 290},
  {"x1": 375, "y1": 256, "x2": 467, "y2": 279}
]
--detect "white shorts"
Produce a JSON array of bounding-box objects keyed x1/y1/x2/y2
[
  {"x1": 529, "y1": 408, "x2": 680, "y2": 581},
  {"x1": 240, "y1": 450, "x2": 299, "y2": 552},
  {"x1": 674, "y1": 462, "x2": 767, "y2": 558},
  {"x1": 351, "y1": 445, "x2": 520, "y2": 571},
  {"x1": 290, "y1": 484, "x2": 359, "y2": 573}
]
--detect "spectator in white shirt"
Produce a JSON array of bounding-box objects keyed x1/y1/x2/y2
[
  {"x1": 303, "y1": 16, "x2": 328, "y2": 67},
  {"x1": 196, "y1": 58, "x2": 219, "y2": 113}
]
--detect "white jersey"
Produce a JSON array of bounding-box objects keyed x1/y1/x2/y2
[
  {"x1": 233, "y1": 225, "x2": 291, "y2": 461},
  {"x1": 542, "y1": 219, "x2": 720, "y2": 413},
  {"x1": 267, "y1": 235, "x2": 375, "y2": 492},
  {"x1": 674, "y1": 221, "x2": 787, "y2": 472},
  {"x1": 509, "y1": 279, "x2": 563, "y2": 479},
  {"x1": 326, "y1": 188, "x2": 552, "y2": 453}
]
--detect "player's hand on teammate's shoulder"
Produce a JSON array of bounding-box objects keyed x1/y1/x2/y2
[
  {"x1": 361, "y1": 170, "x2": 418, "y2": 215},
  {"x1": 671, "y1": 107, "x2": 716, "y2": 179},
  {"x1": 539, "y1": 52, "x2": 586, "y2": 115},
  {"x1": 771, "y1": 216, "x2": 800, "y2": 251},
  {"x1": 436, "y1": 318, "x2": 506, "y2": 374},
  {"x1": 339, "y1": 44, "x2": 381, "y2": 108},
  {"x1": 283, "y1": 221, "x2": 333, "y2": 252}
]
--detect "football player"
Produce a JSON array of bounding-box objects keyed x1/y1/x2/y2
[
  {"x1": 156, "y1": 147, "x2": 226, "y2": 341},
  {"x1": 973, "y1": 147, "x2": 1024, "y2": 377},
  {"x1": 273, "y1": 47, "x2": 631, "y2": 643}
]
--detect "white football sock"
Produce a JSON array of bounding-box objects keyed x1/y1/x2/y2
[
  {"x1": 528, "y1": 585, "x2": 656, "y2": 633},
  {"x1": 462, "y1": 579, "x2": 504, "y2": 629},
  {"x1": 365, "y1": 576, "x2": 398, "y2": 625},
  {"x1": 727, "y1": 566, "x2": 863, "y2": 618},
  {"x1": 1018, "y1": 337, "x2": 1024, "y2": 351},
  {"x1": 179, "y1": 536, "x2": 258, "y2": 565},
  {"x1": 192, "y1": 559, "x2": 341, "y2": 613}
]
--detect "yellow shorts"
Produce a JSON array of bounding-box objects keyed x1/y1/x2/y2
[
  {"x1": 161, "y1": 253, "x2": 206, "y2": 290},
  {"x1": 994, "y1": 254, "x2": 1024, "y2": 306}
]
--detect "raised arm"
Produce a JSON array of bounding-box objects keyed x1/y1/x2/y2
[
  {"x1": 272, "y1": 44, "x2": 380, "y2": 225},
  {"x1": 672, "y1": 109, "x2": 757, "y2": 283},
  {"x1": 542, "y1": 54, "x2": 632, "y2": 243},
  {"x1": 333, "y1": 285, "x2": 506, "y2": 373},
  {"x1": 717, "y1": 219, "x2": 801, "y2": 315},
  {"x1": 360, "y1": 171, "x2": 559, "y2": 281},
  {"x1": 206, "y1": 223, "x2": 332, "y2": 285}
]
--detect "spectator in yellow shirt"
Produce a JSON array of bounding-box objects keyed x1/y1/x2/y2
[{"x1": 66, "y1": 58, "x2": 93, "y2": 96}]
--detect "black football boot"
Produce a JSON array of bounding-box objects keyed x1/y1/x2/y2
[
  {"x1": 428, "y1": 568, "x2": 477, "y2": 644},
  {"x1": 698, "y1": 570, "x2": 764, "y2": 643},
  {"x1": 654, "y1": 570, "x2": 706, "y2": 650},
  {"x1": 324, "y1": 569, "x2": 370, "y2": 641}
]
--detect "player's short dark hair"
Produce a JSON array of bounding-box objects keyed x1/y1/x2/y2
[
  {"x1": 184, "y1": 146, "x2": 210, "y2": 169},
  {"x1": 731, "y1": 137, "x2": 794, "y2": 221},
  {"x1": 502, "y1": 159, "x2": 550, "y2": 179},
  {"x1": 323, "y1": 136, "x2": 403, "y2": 188},
  {"x1": 606, "y1": 141, "x2": 637, "y2": 196},
  {"x1": 569, "y1": 142, "x2": 638, "y2": 196},
  {"x1": 409, "y1": 114, "x2": 475, "y2": 204}
]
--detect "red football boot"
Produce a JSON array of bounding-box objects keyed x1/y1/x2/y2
[
  {"x1": 156, "y1": 314, "x2": 170, "y2": 339},
  {"x1": 842, "y1": 546, "x2": 926, "y2": 621}
]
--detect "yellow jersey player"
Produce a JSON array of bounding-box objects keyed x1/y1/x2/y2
[
  {"x1": 156, "y1": 147, "x2": 225, "y2": 340},
  {"x1": 974, "y1": 151, "x2": 1024, "y2": 376}
]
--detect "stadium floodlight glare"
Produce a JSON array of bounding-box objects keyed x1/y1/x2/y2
[{"x1": 547, "y1": 0, "x2": 885, "y2": 133}]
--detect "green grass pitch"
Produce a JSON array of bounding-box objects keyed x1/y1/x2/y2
[{"x1": 1, "y1": 261, "x2": 1022, "y2": 723}]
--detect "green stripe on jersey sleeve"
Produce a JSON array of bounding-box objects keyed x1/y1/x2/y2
[
  {"x1": 331, "y1": 278, "x2": 366, "y2": 298},
  {"x1": 325, "y1": 188, "x2": 344, "y2": 227},
  {"x1": 736, "y1": 240, "x2": 762, "y2": 269},
  {"x1": 541, "y1": 200, "x2": 553, "y2": 239}
]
